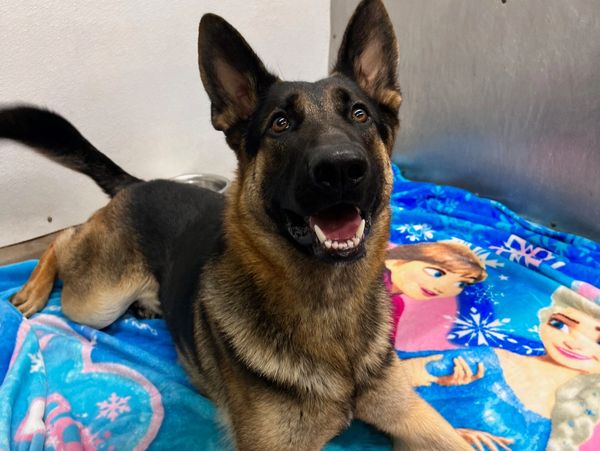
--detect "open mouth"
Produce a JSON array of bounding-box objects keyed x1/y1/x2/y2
[{"x1": 284, "y1": 203, "x2": 369, "y2": 260}]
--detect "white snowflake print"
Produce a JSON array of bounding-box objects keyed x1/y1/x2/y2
[
  {"x1": 449, "y1": 238, "x2": 505, "y2": 268},
  {"x1": 96, "y1": 393, "x2": 131, "y2": 422},
  {"x1": 490, "y1": 234, "x2": 565, "y2": 269},
  {"x1": 28, "y1": 351, "x2": 45, "y2": 374},
  {"x1": 449, "y1": 307, "x2": 516, "y2": 346},
  {"x1": 499, "y1": 275, "x2": 509, "y2": 281},
  {"x1": 463, "y1": 282, "x2": 506, "y2": 307},
  {"x1": 397, "y1": 224, "x2": 435, "y2": 242}
]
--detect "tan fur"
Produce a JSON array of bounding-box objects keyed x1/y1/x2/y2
[
  {"x1": 222, "y1": 363, "x2": 351, "y2": 451},
  {"x1": 12, "y1": 192, "x2": 159, "y2": 329},
  {"x1": 356, "y1": 357, "x2": 471, "y2": 450},
  {"x1": 11, "y1": 241, "x2": 58, "y2": 317}
]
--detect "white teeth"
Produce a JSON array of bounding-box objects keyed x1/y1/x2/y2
[
  {"x1": 313, "y1": 224, "x2": 327, "y2": 243},
  {"x1": 315, "y1": 218, "x2": 366, "y2": 253},
  {"x1": 356, "y1": 219, "x2": 366, "y2": 239}
]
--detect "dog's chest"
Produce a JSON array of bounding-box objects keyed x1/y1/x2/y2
[{"x1": 200, "y1": 268, "x2": 391, "y2": 400}]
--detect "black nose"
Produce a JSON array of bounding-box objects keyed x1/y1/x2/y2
[{"x1": 310, "y1": 148, "x2": 369, "y2": 193}]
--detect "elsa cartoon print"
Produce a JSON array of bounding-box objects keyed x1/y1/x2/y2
[{"x1": 405, "y1": 285, "x2": 600, "y2": 450}]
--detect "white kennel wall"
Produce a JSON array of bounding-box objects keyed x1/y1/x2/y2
[{"x1": 0, "y1": 0, "x2": 330, "y2": 247}]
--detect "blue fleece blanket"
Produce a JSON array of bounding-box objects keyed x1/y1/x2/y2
[{"x1": 1, "y1": 164, "x2": 598, "y2": 450}]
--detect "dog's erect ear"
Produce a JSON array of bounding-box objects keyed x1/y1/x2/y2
[
  {"x1": 198, "y1": 14, "x2": 278, "y2": 136},
  {"x1": 333, "y1": 0, "x2": 401, "y2": 114}
]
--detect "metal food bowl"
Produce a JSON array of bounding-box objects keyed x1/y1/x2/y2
[{"x1": 171, "y1": 173, "x2": 231, "y2": 194}]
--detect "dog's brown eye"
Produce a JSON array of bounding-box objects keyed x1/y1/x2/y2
[
  {"x1": 351, "y1": 107, "x2": 368, "y2": 123},
  {"x1": 271, "y1": 115, "x2": 290, "y2": 133}
]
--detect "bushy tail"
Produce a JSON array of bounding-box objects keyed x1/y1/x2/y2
[{"x1": 0, "y1": 105, "x2": 141, "y2": 197}]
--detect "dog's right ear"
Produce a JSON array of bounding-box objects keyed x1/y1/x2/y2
[{"x1": 198, "y1": 14, "x2": 278, "y2": 144}]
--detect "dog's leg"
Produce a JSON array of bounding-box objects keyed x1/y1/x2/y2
[
  {"x1": 11, "y1": 204, "x2": 159, "y2": 329},
  {"x1": 60, "y1": 278, "x2": 158, "y2": 329},
  {"x1": 222, "y1": 380, "x2": 348, "y2": 451},
  {"x1": 11, "y1": 240, "x2": 59, "y2": 317},
  {"x1": 355, "y1": 355, "x2": 472, "y2": 451},
  {"x1": 230, "y1": 404, "x2": 344, "y2": 451},
  {"x1": 57, "y1": 228, "x2": 159, "y2": 329}
]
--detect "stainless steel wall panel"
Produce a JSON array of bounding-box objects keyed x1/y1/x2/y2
[{"x1": 331, "y1": 0, "x2": 599, "y2": 241}]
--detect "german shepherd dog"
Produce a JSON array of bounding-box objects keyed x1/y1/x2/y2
[{"x1": 0, "y1": 1, "x2": 470, "y2": 449}]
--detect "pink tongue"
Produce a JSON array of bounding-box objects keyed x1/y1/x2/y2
[{"x1": 310, "y1": 207, "x2": 361, "y2": 241}]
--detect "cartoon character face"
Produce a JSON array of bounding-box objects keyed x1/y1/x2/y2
[
  {"x1": 539, "y1": 306, "x2": 600, "y2": 373},
  {"x1": 385, "y1": 260, "x2": 474, "y2": 300}
]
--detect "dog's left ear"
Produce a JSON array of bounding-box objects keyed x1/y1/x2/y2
[
  {"x1": 333, "y1": 0, "x2": 401, "y2": 115},
  {"x1": 198, "y1": 14, "x2": 278, "y2": 148}
]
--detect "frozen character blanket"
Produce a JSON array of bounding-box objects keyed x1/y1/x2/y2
[
  {"x1": 1, "y1": 163, "x2": 599, "y2": 450},
  {"x1": 386, "y1": 166, "x2": 600, "y2": 451}
]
